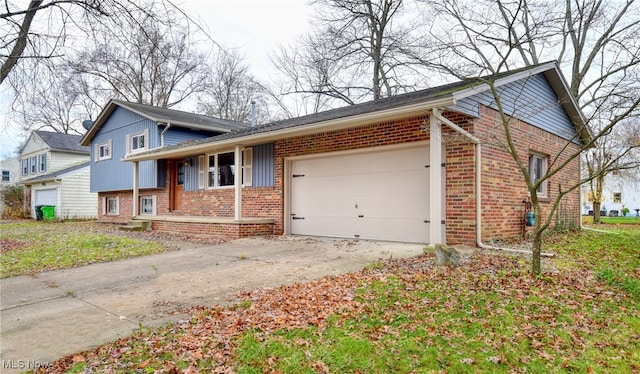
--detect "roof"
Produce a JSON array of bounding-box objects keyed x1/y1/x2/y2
[
  {"x1": 21, "y1": 131, "x2": 89, "y2": 155},
  {"x1": 22, "y1": 161, "x2": 90, "y2": 184},
  {"x1": 80, "y1": 99, "x2": 251, "y2": 146},
  {"x1": 125, "y1": 61, "x2": 592, "y2": 161}
]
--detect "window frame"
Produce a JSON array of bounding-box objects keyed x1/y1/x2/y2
[
  {"x1": 529, "y1": 153, "x2": 548, "y2": 197},
  {"x1": 613, "y1": 192, "x2": 622, "y2": 203},
  {"x1": 21, "y1": 159, "x2": 28, "y2": 175},
  {"x1": 39, "y1": 153, "x2": 46, "y2": 172},
  {"x1": 139, "y1": 195, "x2": 156, "y2": 215},
  {"x1": 104, "y1": 196, "x2": 119, "y2": 215},
  {"x1": 127, "y1": 129, "x2": 149, "y2": 155},
  {"x1": 2, "y1": 170, "x2": 10, "y2": 182},
  {"x1": 207, "y1": 151, "x2": 236, "y2": 189},
  {"x1": 95, "y1": 140, "x2": 112, "y2": 162},
  {"x1": 30, "y1": 156, "x2": 37, "y2": 174}
]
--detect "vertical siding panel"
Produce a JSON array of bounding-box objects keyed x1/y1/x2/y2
[
  {"x1": 447, "y1": 74, "x2": 578, "y2": 144},
  {"x1": 253, "y1": 143, "x2": 274, "y2": 187}
]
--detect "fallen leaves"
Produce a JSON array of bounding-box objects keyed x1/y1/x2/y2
[{"x1": 36, "y1": 251, "x2": 640, "y2": 373}]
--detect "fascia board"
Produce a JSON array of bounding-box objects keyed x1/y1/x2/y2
[{"x1": 122, "y1": 97, "x2": 455, "y2": 162}]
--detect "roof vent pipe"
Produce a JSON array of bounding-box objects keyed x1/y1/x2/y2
[{"x1": 251, "y1": 100, "x2": 256, "y2": 127}]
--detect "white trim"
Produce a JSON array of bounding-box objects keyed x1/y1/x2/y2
[
  {"x1": 139, "y1": 195, "x2": 156, "y2": 215},
  {"x1": 242, "y1": 147, "x2": 253, "y2": 187},
  {"x1": 96, "y1": 140, "x2": 112, "y2": 161},
  {"x1": 105, "y1": 196, "x2": 119, "y2": 215}
]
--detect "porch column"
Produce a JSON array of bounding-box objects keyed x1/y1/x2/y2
[
  {"x1": 429, "y1": 112, "x2": 443, "y2": 245},
  {"x1": 132, "y1": 161, "x2": 139, "y2": 218},
  {"x1": 234, "y1": 145, "x2": 242, "y2": 221}
]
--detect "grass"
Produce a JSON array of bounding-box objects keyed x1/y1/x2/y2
[
  {"x1": 0, "y1": 221, "x2": 169, "y2": 278},
  {"x1": 582, "y1": 215, "x2": 640, "y2": 225},
  {"x1": 42, "y1": 225, "x2": 640, "y2": 373}
]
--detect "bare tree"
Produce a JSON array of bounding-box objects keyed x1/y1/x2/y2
[
  {"x1": 0, "y1": 0, "x2": 160, "y2": 85},
  {"x1": 271, "y1": 0, "x2": 427, "y2": 114},
  {"x1": 418, "y1": 0, "x2": 640, "y2": 275},
  {"x1": 69, "y1": 8, "x2": 211, "y2": 108},
  {"x1": 196, "y1": 49, "x2": 268, "y2": 124}
]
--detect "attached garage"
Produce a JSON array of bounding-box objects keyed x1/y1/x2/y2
[
  {"x1": 289, "y1": 144, "x2": 443, "y2": 243},
  {"x1": 34, "y1": 188, "x2": 58, "y2": 206}
]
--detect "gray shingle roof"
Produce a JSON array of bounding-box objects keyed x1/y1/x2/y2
[
  {"x1": 113, "y1": 100, "x2": 250, "y2": 131},
  {"x1": 35, "y1": 131, "x2": 89, "y2": 154}
]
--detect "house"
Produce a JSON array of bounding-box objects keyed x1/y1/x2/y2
[
  {"x1": 19, "y1": 130, "x2": 96, "y2": 219},
  {"x1": 87, "y1": 61, "x2": 590, "y2": 246},
  {"x1": 79, "y1": 99, "x2": 251, "y2": 223},
  {"x1": 0, "y1": 156, "x2": 20, "y2": 215},
  {"x1": 581, "y1": 173, "x2": 640, "y2": 217}
]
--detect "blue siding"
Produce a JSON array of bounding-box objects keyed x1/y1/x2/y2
[
  {"x1": 90, "y1": 107, "x2": 160, "y2": 192},
  {"x1": 447, "y1": 74, "x2": 579, "y2": 143},
  {"x1": 184, "y1": 156, "x2": 199, "y2": 191},
  {"x1": 253, "y1": 143, "x2": 274, "y2": 187},
  {"x1": 162, "y1": 126, "x2": 219, "y2": 146},
  {"x1": 181, "y1": 143, "x2": 275, "y2": 191}
]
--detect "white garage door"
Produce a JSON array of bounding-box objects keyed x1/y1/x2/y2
[
  {"x1": 290, "y1": 146, "x2": 435, "y2": 243},
  {"x1": 34, "y1": 188, "x2": 57, "y2": 206}
]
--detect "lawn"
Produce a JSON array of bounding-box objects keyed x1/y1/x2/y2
[
  {"x1": 0, "y1": 221, "x2": 171, "y2": 278},
  {"x1": 37, "y1": 226, "x2": 640, "y2": 373}
]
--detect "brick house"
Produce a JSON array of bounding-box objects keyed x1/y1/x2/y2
[{"x1": 90, "y1": 62, "x2": 590, "y2": 246}]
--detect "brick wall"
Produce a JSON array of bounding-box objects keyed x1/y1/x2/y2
[{"x1": 95, "y1": 107, "x2": 581, "y2": 246}]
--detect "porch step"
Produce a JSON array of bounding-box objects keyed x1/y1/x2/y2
[{"x1": 118, "y1": 220, "x2": 151, "y2": 232}]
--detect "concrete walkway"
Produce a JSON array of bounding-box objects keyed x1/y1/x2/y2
[{"x1": 0, "y1": 236, "x2": 423, "y2": 372}]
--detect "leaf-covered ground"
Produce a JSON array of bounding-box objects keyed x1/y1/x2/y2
[{"x1": 37, "y1": 228, "x2": 640, "y2": 373}]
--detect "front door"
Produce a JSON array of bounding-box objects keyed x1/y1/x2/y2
[{"x1": 171, "y1": 161, "x2": 184, "y2": 211}]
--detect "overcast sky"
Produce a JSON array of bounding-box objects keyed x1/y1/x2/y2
[{"x1": 0, "y1": 0, "x2": 312, "y2": 158}]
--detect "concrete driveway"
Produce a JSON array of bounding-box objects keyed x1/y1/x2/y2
[{"x1": 0, "y1": 235, "x2": 423, "y2": 371}]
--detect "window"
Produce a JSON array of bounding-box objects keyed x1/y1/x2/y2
[
  {"x1": 22, "y1": 159, "x2": 28, "y2": 175},
  {"x1": 127, "y1": 130, "x2": 149, "y2": 154},
  {"x1": 140, "y1": 196, "x2": 156, "y2": 215},
  {"x1": 613, "y1": 192, "x2": 622, "y2": 203},
  {"x1": 208, "y1": 152, "x2": 235, "y2": 188},
  {"x1": 96, "y1": 141, "x2": 112, "y2": 161},
  {"x1": 529, "y1": 154, "x2": 548, "y2": 196},
  {"x1": 2, "y1": 170, "x2": 9, "y2": 182},
  {"x1": 177, "y1": 162, "x2": 185, "y2": 185},
  {"x1": 30, "y1": 156, "x2": 37, "y2": 174},
  {"x1": 198, "y1": 155, "x2": 205, "y2": 189},
  {"x1": 39, "y1": 154, "x2": 46, "y2": 172},
  {"x1": 105, "y1": 197, "x2": 119, "y2": 215}
]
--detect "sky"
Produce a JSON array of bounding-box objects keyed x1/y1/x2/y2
[{"x1": 0, "y1": 0, "x2": 312, "y2": 159}]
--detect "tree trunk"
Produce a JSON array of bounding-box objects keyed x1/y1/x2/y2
[
  {"x1": 592, "y1": 200, "x2": 601, "y2": 224},
  {"x1": 0, "y1": 0, "x2": 43, "y2": 84},
  {"x1": 531, "y1": 229, "x2": 543, "y2": 276}
]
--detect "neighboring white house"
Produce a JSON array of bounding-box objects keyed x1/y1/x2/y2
[
  {"x1": 22, "y1": 162, "x2": 98, "y2": 219},
  {"x1": 0, "y1": 156, "x2": 20, "y2": 215},
  {"x1": 20, "y1": 131, "x2": 97, "y2": 220},
  {"x1": 582, "y1": 173, "x2": 640, "y2": 217}
]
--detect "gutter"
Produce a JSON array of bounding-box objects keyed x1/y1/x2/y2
[
  {"x1": 160, "y1": 122, "x2": 171, "y2": 147},
  {"x1": 432, "y1": 108, "x2": 555, "y2": 258}
]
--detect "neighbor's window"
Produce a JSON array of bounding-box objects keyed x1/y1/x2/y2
[
  {"x1": 140, "y1": 196, "x2": 156, "y2": 215},
  {"x1": 96, "y1": 140, "x2": 112, "y2": 161},
  {"x1": 106, "y1": 197, "x2": 119, "y2": 215},
  {"x1": 30, "y1": 156, "x2": 37, "y2": 174},
  {"x1": 613, "y1": 192, "x2": 622, "y2": 203},
  {"x1": 39, "y1": 154, "x2": 46, "y2": 172},
  {"x1": 529, "y1": 154, "x2": 548, "y2": 196},
  {"x1": 2, "y1": 170, "x2": 9, "y2": 182},
  {"x1": 127, "y1": 129, "x2": 149, "y2": 154},
  {"x1": 207, "y1": 152, "x2": 235, "y2": 188},
  {"x1": 22, "y1": 159, "x2": 28, "y2": 175}
]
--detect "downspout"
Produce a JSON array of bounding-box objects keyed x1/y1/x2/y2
[
  {"x1": 432, "y1": 108, "x2": 555, "y2": 257},
  {"x1": 160, "y1": 123, "x2": 171, "y2": 147}
]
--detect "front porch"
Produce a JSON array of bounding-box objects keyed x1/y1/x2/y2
[{"x1": 131, "y1": 215, "x2": 276, "y2": 241}]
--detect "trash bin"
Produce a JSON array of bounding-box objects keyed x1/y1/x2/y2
[
  {"x1": 35, "y1": 205, "x2": 44, "y2": 221},
  {"x1": 41, "y1": 205, "x2": 55, "y2": 221}
]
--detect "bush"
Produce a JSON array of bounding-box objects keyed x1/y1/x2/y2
[{"x1": 1, "y1": 185, "x2": 28, "y2": 219}]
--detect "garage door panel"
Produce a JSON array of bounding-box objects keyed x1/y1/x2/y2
[
  {"x1": 34, "y1": 189, "x2": 57, "y2": 206},
  {"x1": 291, "y1": 146, "x2": 433, "y2": 243}
]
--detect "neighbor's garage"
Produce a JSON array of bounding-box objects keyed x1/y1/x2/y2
[
  {"x1": 289, "y1": 145, "x2": 434, "y2": 243},
  {"x1": 34, "y1": 188, "x2": 57, "y2": 206}
]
